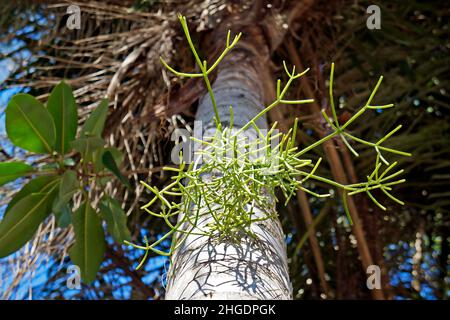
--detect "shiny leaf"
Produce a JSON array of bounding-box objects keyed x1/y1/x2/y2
[
  {"x1": 47, "y1": 81, "x2": 78, "y2": 154},
  {"x1": 0, "y1": 162, "x2": 34, "y2": 186},
  {"x1": 5, "y1": 93, "x2": 55, "y2": 153}
]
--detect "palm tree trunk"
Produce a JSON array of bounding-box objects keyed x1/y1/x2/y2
[{"x1": 165, "y1": 39, "x2": 292, "y2": 299}]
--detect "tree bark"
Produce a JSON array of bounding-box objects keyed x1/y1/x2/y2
[{"x1": 165, "y1": 36, "x2": 292, "y2": 299}]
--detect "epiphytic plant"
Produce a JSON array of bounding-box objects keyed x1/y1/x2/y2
[{"x1": 127, "y1": 15, "x2": 411, "y2": 267}]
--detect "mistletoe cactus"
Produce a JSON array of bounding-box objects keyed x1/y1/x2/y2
[{"x1": 126, "y1": 15, "x2": 411, "y2": 300}]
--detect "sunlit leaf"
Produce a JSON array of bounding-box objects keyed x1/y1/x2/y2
[
  {"x1": 5, "y1": 93, "x2": 55, "y2": 154},
  {"x1": 47, "y1": 81, "x2": 78, "y2": 154},
  {"x1": 0, "y1": 162, "x2": 34, "y2": 186}
]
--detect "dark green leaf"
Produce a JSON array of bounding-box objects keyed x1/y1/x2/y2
[
  {"x1": 102, "y1": 151, "x2": 130, "y2": 188},
  {"x1": 93, "y1": 147, "x2": 123, "y2": 173},
  {"x1": 47, "y1": 81, "x2": 78, "y2": 154},
  {"x1": 80, "y1": 99, "x2": 109, "y2": 137},
  {"x1": 53, "y1": 203, "x2": 72, "y2": 228},
  {"x1": 99, "y1": 197, "x2": 131, "y2": 243},
  {"x1": 70, "y1": 137, "x2": 105, "y2": 163},
  {"x1": 0, "y1": 184, "x2": 59, "y2": 258},
  {"x1": 5, "y1": 93, "x2": 55, "y2": 154},
  {"x1": 5, "y1": 175, "x2": 60, "y2": 215},
  {"x1": 0, "y1": 162, "x2": 34, "y2": 186},
  {"x1": 53, "y1": 170, "x2": 79, "y2": 212},
  {"x1": 69, "y1": 201, "x2": 105, "y2": 284}
]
